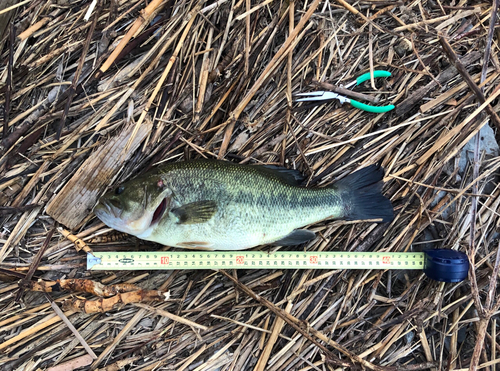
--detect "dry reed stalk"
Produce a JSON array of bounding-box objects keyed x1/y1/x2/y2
[
  {"x1": 0, "y1": 310, "x2": 76, "y2": 352},
  {"x1": 134, "y1": 303, "x2": 208, "y2": 330},
  {"x1": 89, "y1": 308, "x2": 147, "y2": 370},
  {"x1": 125, "y1": 1, "x2": 204, "y2": 151},
  {"x1": 254, "y1": 301, "x2": 293, "y2": 370},
  {"x1": 218, "y1": 0, "x2": 322, "y2": 158},
  {"x1": 45, "y1": 293, "x2": 98, "y2": 359},
  {"x1": 97, "y1": 0, "x2": 165, "y2": 76}
]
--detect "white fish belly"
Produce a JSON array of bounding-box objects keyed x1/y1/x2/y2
[{"x1": 145, "y1": 203, "x2": 343, "y2": 250}]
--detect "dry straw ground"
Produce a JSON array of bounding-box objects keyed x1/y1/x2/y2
[{"x1": 0, "y1": 0, "x2": 500, "y2": 370}]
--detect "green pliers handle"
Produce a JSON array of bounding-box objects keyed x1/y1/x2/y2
[
  {"x1": 355, "y1": 70, "x2": 392, "y2": 85},
  {"x1": 351, "y1": 100, "x2": 395, "y2": 113},
  {"x1": 352, "y1": 70, "x2": 394, "y2": 112}
]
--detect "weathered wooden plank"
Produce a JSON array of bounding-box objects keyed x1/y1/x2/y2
[{"x1": 46, "y1": 122, "x2": 152, "y2": 229}]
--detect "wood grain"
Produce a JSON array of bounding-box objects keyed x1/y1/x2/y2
[{"x1": 46, "y1": 122, "x2": 152, "y2": 229}]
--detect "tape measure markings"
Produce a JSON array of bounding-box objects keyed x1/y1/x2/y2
[{"x1": 87, "y1": 251, "x2": 425, "y2": 271}]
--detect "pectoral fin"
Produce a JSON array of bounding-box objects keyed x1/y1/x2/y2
[
  {"x1": 172, "y1": 200, "x2": 218, "y2": 224},
  {"x1": 272, "y1": 229, "x2": 316, "y2": 246}
]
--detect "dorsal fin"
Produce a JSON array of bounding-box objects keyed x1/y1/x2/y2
[{"x1": 253, "y1": 165, "x2": 305, "y2": 186}]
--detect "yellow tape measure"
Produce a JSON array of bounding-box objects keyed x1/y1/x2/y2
[
  {"x1": 87, "y1": 249, "x2": 469, "y2": 283},
  {"x1": 88, "y1": 251, "x2": 424, "y2": 270}
]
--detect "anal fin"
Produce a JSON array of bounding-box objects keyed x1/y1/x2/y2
[
  {"x1": 177, "y1": 241, "x2": 214, "y2": 250},
  {"x1": 272, "y1": 229, "x2": 316, "y2": 246}
]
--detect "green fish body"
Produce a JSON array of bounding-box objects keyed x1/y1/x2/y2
[{"x1": 94, "y1": 160, "x2": 393, "y2": 250}]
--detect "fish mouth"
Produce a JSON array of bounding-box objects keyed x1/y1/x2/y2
[
  {"x1": 151, "y1": 198, "x2": 167, "y2": 226},
  {"x1": 93, "y1": 203, "x2": 106, "y2": 221},
  {"x1": 94, "y1": 199, "x2": 118, "y2": 218},
  {"x1": 93, "y1": 199, "x2": 126, "y2": 232}
]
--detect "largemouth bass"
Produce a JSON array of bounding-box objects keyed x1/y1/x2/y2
[{"x1": 94, "y1": 160, "x2": 393, "y2": 250}]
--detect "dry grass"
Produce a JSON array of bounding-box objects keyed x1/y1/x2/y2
[{"x1": 1, "y1": 0, "x2": 500, "y2": 370}]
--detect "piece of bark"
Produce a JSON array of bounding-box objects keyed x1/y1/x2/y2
[
  {"x1": 46, "y1": 121, "x2": 152, "y2": 228},
  {"x1": 395, "y1": 51, "x2": 481, "y2": 116},
  {"x1": 27, "y1": 278, "x2": 142, "y2": 297},
  {"x1": 63, "y1": 290, "x2": 170, "y2": 313}
]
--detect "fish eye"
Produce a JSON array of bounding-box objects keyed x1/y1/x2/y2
[{"x1": 115, "y1": 186, "x2": 125, "y2": 195}]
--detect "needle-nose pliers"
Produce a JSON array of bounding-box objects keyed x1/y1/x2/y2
[{"x1": 295, "y1": 70, "x2": 395, "y2": 114}]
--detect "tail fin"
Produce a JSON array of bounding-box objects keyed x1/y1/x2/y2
[{"x1": 334, "y1": 164, "x2": 394, "y2": 222}]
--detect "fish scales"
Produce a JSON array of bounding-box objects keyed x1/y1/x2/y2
[
  {"x1": 150, "y1": 161, "x2": 341, "y2": 249},
  {"x1": 94, "y1": 160, "x2": 393, "y2": 250}
]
